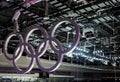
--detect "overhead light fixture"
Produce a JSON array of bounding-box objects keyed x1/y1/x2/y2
[
  {"x1": 111, "y1": 62, "x2": 116, "y2": 67},
  {"x1": 73, "y1": 0, "x2": 88, "y2": 4},
  {"x1": 102, "y1": 60, "x2": 108, "y2": 65},
  {"x1": 66, "y1": 52, "x2": 73, "y2": 58},
  {"x1": 6, "y1": 0, "x2": 10, "y2": 1},
  {"x1": 43, "y1": 0, "x2": 49, "y2": 20},
  {"x1": 43, "y1": 16, "x2": 49, "y2": 20}
]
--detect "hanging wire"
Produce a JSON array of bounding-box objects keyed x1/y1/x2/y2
[
  {"x1": 44, "y1": 0, "x2": 49, "y2": 20},
  {"x1": 13, "y1": 20, "x2": 20, "y2": 32},
  {"x1": 66, "y1": 32, "x2": 70, "y2": 44},
  {"x1": 66, "y1": 32, "x2": 71, "y2": 57},
  {"x1": 112, "y1": 11, "x2": 117, "y2": 82}
]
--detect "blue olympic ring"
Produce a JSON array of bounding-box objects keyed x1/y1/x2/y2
[{"x1": 3, "y1": 18, "x2": 80, "y2": 74}]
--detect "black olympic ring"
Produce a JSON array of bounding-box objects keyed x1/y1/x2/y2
[{"x1": 3, "y1": 18, "x2": 80, "y2": 73}]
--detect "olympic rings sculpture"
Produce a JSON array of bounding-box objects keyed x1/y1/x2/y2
[
  {"x1": 3, "y1": 0, "x2": 80, "y2": 74},
  {"x1": 3, "y1": 18, "x2": 80, "y2": 74}
]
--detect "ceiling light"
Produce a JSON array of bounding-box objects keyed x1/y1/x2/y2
[
  {"x1": 111, "y1": 62, "x2": 116, "y2": 67},
  {"x1": 43, "y1": 16, "x2": 49, "y2": 20},
  {"x1": 73, "y1": 0, "x2": 88, "y2": 4},
  {"x1": 66, "y1": 52, "x2": 73, "y2": 58},
  {"x1": 6, "y1": 0, "x2": 10, "y2": 1},
  {"x1": 102, "y1": 60, "x2": 108, "y2": 65}
]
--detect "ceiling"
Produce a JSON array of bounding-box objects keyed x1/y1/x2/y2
[{"x1": 0, "y1": 0, "x2": 120, "y2": 69}]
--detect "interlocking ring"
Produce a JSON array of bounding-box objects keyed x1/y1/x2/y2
[
  {"x1": 3, "y1": 32, "x2": 24, "y2": 60},
  {"x1": 3, "y1": 18, "x2": 80, "y2": 74},
  {"x1": 13, "y1": 43, "x2": 35, "y2": 73}
]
